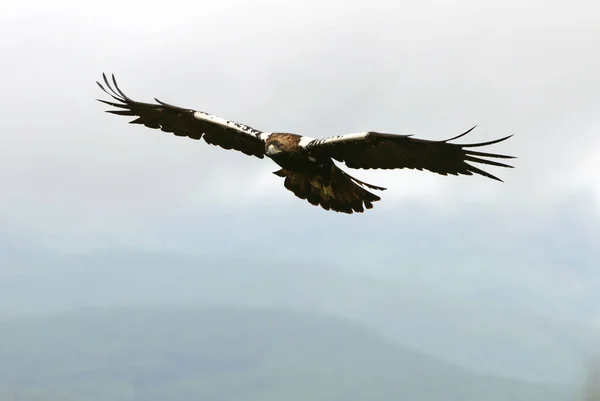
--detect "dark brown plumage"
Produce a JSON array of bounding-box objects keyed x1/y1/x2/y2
[
  {"x1": 304, "y1": 127, "x2": 513, "y2": 182},
  {"x1": 96, "y1": 74, "x2": 265, "y2": 158},
  {"x1": 273, "y1": 165, "x2": 385, "y2": 214},
  {"x1": 96, "y1": 73, "x2": 516, "y2": 214}
]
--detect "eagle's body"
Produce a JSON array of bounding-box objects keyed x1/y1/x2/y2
[
  {"x1": 262, "y1": 133, "x2": 384, "y2": 212},
  {"x1": 96, "y1": 73, "x2": 515, "y2": 214}
]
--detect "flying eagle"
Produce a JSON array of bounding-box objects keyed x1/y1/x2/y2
[{"x1": 96, "y1": 73, "x2": 515, "y2": 214}]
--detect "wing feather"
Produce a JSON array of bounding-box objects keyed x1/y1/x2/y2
[
  {"x1": 96, "y1": 73, "x2": 267, "y2": 158},
  {"x1": 304, "y1": 126, "x2": 515, "y2": 182}
]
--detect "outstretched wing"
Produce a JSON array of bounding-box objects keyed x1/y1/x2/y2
[
  {"x1": 96, "y1": 73, "x2": 268, "y2": 159},
  {"x1": 302, "y1": 126, "x2": 515, "y2": 181}
]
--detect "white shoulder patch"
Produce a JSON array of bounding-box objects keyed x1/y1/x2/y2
[
  {"x1": 193, "y1": 110, "x2": 264, "y2": 138},
  {"x1": 305, "y1": 132, "x2": 370, "y2": 148},
  {"x1": 258, "y1": 132, "x2": 272, "y2": 141},
  {"x1": 298, "y1": 136, "x2": 316, "y2": 148}
]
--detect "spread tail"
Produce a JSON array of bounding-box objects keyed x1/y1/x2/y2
[{"x1": 273, "y1": 165, "x2": 386, "y2": 214}]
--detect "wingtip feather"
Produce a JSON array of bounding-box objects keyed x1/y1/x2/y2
[{"x1": 443, "y1": 125, "x2": 478, "y2": 142}]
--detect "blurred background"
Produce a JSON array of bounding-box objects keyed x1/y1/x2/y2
[{"x1": 1, "y1": 0, "x2": 599, "y2": 399}]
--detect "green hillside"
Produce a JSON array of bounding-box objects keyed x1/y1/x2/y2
[{"x1": 0, "y1": 306, "x2": 573, "y2": 401}]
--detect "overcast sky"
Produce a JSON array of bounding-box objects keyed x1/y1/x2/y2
[{"x1": 1, "y1": 0, "x2": 600, "y2": 348}]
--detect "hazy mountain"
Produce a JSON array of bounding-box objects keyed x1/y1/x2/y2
[
  {"x1": 0, "y1": 305, "x2": 575, "y2": 401},
  {"x1": 1, "y1": 249, "x2": 595, "y2": 383}
]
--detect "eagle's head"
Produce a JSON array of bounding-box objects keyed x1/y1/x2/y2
[{"x1": 265, "y1": 141, "x2": 283, "y2": 157}]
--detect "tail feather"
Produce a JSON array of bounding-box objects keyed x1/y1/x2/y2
[{"x1": 273, "y1": 165, "x2": 385, "y2": 214}]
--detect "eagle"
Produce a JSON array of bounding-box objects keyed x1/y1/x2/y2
[{"x1": 96, "y1": 73, "x2": 515, "y2": 214}]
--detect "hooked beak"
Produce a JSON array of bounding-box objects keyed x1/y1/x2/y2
[{"x1": 266, "y1": 144, "x2": 281, "y2": 156}]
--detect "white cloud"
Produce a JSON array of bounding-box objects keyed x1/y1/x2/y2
[
  {"x1": 569, "y1": 127, "x2": 600, "y2": 213},
  {"x1": 1, "y1": 0, "x2": 599, "y2": 241}
]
